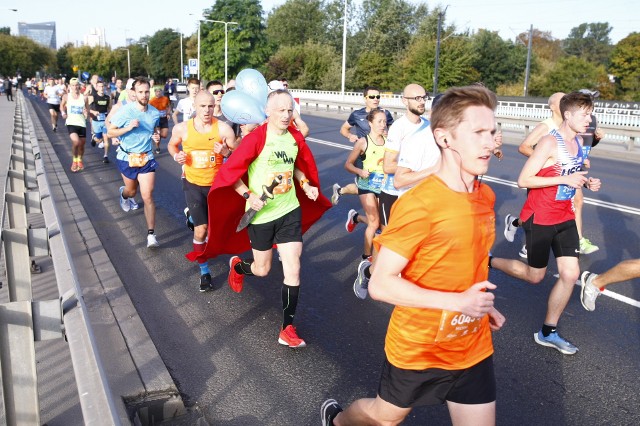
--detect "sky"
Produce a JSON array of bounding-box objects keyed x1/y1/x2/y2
[{"x1": 2, "y1": 0, "x2": 637, "y2": 49}]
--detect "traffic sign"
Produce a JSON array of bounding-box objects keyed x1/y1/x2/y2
[
  {"x1": 188, "y1": 58, "x2": 198, "y2": 75},
  {"x1": 184, "y1": 65, "x2": 190, "y2": 78}
]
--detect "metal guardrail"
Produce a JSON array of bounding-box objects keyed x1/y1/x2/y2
[
  {"x1": 0, "y1": 92, "x2": 122, "y2": 425},
  {"x1": 291, "y1": 90, "x2": 640, "y2": 152}
]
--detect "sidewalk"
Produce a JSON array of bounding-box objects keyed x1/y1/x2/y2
[{"x1": 1, "y1": 92, "x2": 188, "y2": 424}]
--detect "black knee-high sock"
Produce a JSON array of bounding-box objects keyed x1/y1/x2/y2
[
  {"x1": 281, "y1": 284, "x2": 300, "y2": 329},
  {"x1": 234, "y1": 259, "x2": 254, "y2": 275}
]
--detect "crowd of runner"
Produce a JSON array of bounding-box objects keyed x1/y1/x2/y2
[{"x1": 22, "y1": 74, "x2": 639, "y2": 426}]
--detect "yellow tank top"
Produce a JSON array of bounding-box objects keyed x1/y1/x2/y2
[
  {"x1": 65, "y1": 94, "x2": 86, "y2": 127},
  {"x1": 184, "y1": 118, "x2": 222, "y2": 187}
]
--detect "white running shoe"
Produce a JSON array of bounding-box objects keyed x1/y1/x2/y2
[
  {"x1": 519, "y1": 244, "x2": 527, "y2": 259},
  {"x1": 146, "y1": 234, "x2": 159, "y2": 248},
  {"x1": 98, "y1": 142, "x2": 104, "y2": 149},
  {"x1": 119, "y1": 186, "x2": 130, "y2": 212},
  {"x1": 504, "y1": 214, "x2": 518, "y2": 242},
  {"x1": 129, "y1": 198, "x2": 140, "y2": 210},
  {"x1": 331, "y1": 183, "x2": 341, "y2": 206}
]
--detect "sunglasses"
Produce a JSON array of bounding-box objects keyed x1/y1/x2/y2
[
  {"x1": 403, "y1": 95, "x2": 430, "y2": 102},
  {"x1": 211, "y1": 89, "x2": 225, "y2": 95},
  {"x1": 367, "y1": 95, "x2": 381, "y2": 99}
]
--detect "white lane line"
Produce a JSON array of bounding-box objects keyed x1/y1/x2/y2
[
  {"x1": 310, "y1": 136, "x2": 640, "y2": 309},
  {"x1": 309, "y1": 137, "x2": 640, "y2": 216}
]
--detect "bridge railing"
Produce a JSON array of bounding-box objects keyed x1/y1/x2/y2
[
  {"x1": 291, "y1": 90, "x2": 640, "y2": 151},
  {"x1": 0, "y1": 92, "x2": 122, "y2": 425}
]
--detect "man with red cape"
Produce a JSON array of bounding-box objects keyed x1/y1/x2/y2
[{"x1": 187, "y1": 89, "x2": 331, "y2": 347}]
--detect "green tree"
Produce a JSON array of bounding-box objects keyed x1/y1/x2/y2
[
  {"x1": 200, "y1": 0, "x2": 271, "y2": 82},
  {"x1": 264, "y1": 41, "x2": 341, "y2": 90},
  {"x1": 0, "y1": 34, "x2": 55, "y2": 77},
  {"x1": 0, "y1": 27, "x2": 10, "y2": 35},
  {"x1": 563, "y1": 22, "x2": 612, "y2": 65},
  {"x1": 266, "y1": 0, "x2": 327, "y2": 47},
  {"x1": 147, "y1": 28, "x2": 182, "y2": 80},
  {"x1": 400, "y1": 33, "x2": 478, "y2": 93},
  {"x1": 471, "y1": 29, "x2": 529, "y2": 91},
  {"x1": 529, "y1": 55, "x2": 613, "y2": 98},
  {"x1": 609, "y1": 32, "x2": 640, "y2": 101}
]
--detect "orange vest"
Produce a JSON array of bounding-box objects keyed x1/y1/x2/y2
[{"x1": 184, "y1": 118, "x2": 223, "y2": 187}]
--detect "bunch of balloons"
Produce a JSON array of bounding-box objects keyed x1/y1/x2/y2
[{"x1": 221, "y1": 69, "x2": 269, "y2": 125}]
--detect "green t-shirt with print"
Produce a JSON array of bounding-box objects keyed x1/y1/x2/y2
[{"x1": 248, "y1": 130, "x2": 299, "y2": 224}]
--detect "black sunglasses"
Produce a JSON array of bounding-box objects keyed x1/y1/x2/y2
[
  {"x1": 367, "y1": 95, "x2": 381, "y2": 99},
  {"x1": 212, "y1": 89, "x2": 225, "y2": 95}
]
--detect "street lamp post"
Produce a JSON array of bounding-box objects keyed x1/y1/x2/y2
[
  {"x1": 208, "y1": 20, "x2": 238, "y2": 88},
  {"x1": 178, "y1": 29, "x2": 184, "y2": 81},
  {"x1": 140, "y1": 43, "x2": 150, "y2": 78},
  {"x1": 118, "y1": 48, "x2": 130, "y2": 78},
  {"x1": 341, "y1": 0, "x2": 347, "y2": 101}
]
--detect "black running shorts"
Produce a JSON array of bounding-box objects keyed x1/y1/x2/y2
[
  {"x1": 378, "y1": 191, "x2": 398, "y2": 226},
  {"x1": 182, "y1": 179, "x2": 210, "y2": 227},
  {"x1": 48, "y1": 103, "x2": 60, "y2": 112},
  {"x1": 248, "y1": 206, "x2": 302, "y2": 251},
  {"x1": 66, "y1": 125, "x2": 86, "y2": 137},
  {"x1": 522, "y1": 216, "x2": 579, "y2": 269},
  {"x1": 378, "y1": 355, "x2": 496, "y2": 408}
]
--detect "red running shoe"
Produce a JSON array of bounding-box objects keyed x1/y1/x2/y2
[
  {"x1": 278, "y1": 325, "x2": 306, "y2": 348},
  {"x1": 345, "y1": 209, "x2": 358, "y2": 233},
  {"x1": 228, "y1": 256, "x2": 245, "y2": 293}
]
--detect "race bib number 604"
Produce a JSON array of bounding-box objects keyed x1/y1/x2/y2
[{"x1": 434, "y1": 310, "x2": 482, "y2": 343}]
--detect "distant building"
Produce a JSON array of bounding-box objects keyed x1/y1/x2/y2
[
  {"x1": 85, "y1": 27, "x2": 106, "y2": 48},
  {"x1": 18, "y1": 21, "x2": 56, "y2": 50}
]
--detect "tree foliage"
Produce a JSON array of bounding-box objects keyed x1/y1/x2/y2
[
  {"x1": 471, "y1": 29, "x2": 529, "y2": 91},
  {"x1": 528, "y1": 56, "x2": 613, "y2": 98},
  {"x1": 148, "y1": 28, "x2": 182, "y2": 80},
  {"x1": 0, "y1": 34, "x2": 55, "y2": 77},
  {"x1": 266, "y1": 0, "x2": 327, "y2": 48},
  {"x1": 200, "y1": 0, "x2": 270, "y2": 82},
  {"x1": 563, "y1": 22, "x2": 613, "y2": 65},
  {"x1": 609, "y1": 32, "x2": 640, "y2": 101}
]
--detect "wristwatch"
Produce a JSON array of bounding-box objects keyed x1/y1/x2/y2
[{"x1": 242, "y1": 191, "x2": 251, "y2": 200}]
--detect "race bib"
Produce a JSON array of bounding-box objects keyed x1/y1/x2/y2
[
  {"x1": 556, "y1": 184, "x2": 576, "y2": 201},
  {"x1": 267, "y1": 171, "x2": 293, "y2": 195},
  {"x1": 434, "y1": 310, "x2": 482, "y2": 343},
  {"x1": 189, "y1": 150, "x2": 218, "y2": 169},
  {"x1": 368, "y1": 172, "x2": 384, "y2": 190},
  {"x1": 97, "y1": 112, "x2": 106, "y2": 121},
  {"x1": 70, "y1": 105, "x2": 83, "y2": 114},
  {"x1": 128, "y1": 152, "x2": 149, "y2": 168}
]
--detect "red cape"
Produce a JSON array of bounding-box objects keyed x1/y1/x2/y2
[{"x1": 186, "y1": 123, "x2": 332, "y2": 262}]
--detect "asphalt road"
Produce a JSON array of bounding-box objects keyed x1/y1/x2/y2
[{"x1": 28, "y1": 98, "x2": 640, "y2": 426}]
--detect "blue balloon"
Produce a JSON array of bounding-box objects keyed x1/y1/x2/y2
[
  {"x1": 221, "y1": 90, "x2": 267, "y2": 125},
  {"x1": 235, "y1": 69, "x2": 268, "y2": 108}
]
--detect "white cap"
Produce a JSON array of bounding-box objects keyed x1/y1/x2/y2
[
  {"x1": 268, "y1": 80, "x2": 285, "y2": 92},
  {"x1": 125, "y1": 78, "x2": 135, "y2": 90}
]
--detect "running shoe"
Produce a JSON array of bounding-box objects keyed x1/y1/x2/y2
[
  {"x1": 331, "y1": 183, "x2": 341, "y2": 206},
  {"x1": 70, "y1": 161, "x2": 79, "y2": 172},
  {"x1": 580, "y1": 271, "x2": 601, "y2": 311},
  {"x1": 199, "y1": 273, "x2": 213, "y2": 292},
  {"x1": 98, "y1": 142, "x2": 104, "y2": 149},
  {"x1": 504, "y1": 214, "x2": 517, "y2": 243},
  {"x1": 91, "y1": 136, "x2": 97, "y2": 147},
  {"x1": 154, "y1": 148, "x2": 161, "y2": 154},
  {"x1": 184, "y1": 207, "x2": 194, "y2": 231},
  {"x1": 519, "y1": 244, "x2": 527, "y2": 259},
  {"x1": 129, "y1": 198, "x2": 140, "y2": 210},
  {"x1": 354, "y1": 259, "x2": 371, "y2": 300},
  {"x1": 345, "y1": 209, "x2": 358, "y2": 233},
  {"x1": 278, "y1": 325, "x2": 306, "y2": 348},
  {"x1": 119, "y1": 186, "x2": 131, "y2": 212},
  {"x1": 534, "y1": 330, "x2": 578, "y2": 355},
  {"x1": 228, "y1": 256, "x2": 245, "y2": 293},
  {"x1": 146, "y1": 234, "x2": 160, "y2": 248},
  {"x1": 579, "y1": 237, "x2": 599, "y2": 254},
  {"x1": 103, "y1": 156, "x2": 109, "y2": 164},
  {"x1": 76, "y1": 161, "x2": 84, "y2": 171},
  {"x1": 321, "y1": 399, "x2": 343, "y2": 426},
  {"x1": 53, "y1": 125, "x2": 57, "y2": 132}
]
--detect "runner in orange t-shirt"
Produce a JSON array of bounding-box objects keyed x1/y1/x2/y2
[
  {"x1": 322, "y1": 86, "x2": 506, "y2": 426},
  {"x1": 149, "y1": 87, "x2": 172, "y2": 153},
  {"x1": 168, "y1": 91, "x2": 236, "y2": 292}
]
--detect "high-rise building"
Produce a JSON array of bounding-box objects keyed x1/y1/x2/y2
[
  {"x1": 85, "y1": 27, "x2": 106, "y2": 48},
  {"x1": 18, "y1": 21, "x2": 56, "y2": 50}
]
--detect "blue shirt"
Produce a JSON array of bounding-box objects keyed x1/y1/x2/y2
[
  {"x1": 111, "y1": 102, "x2": 160, "y2": 161},
  {"x1": 347, "y1": 107, "x2": 394, "y2": 138}
]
